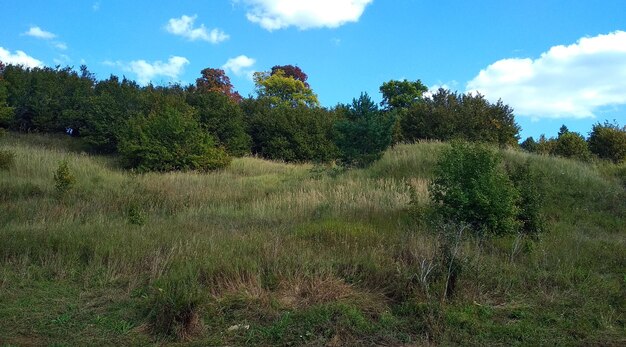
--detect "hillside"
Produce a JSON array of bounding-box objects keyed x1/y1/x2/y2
[{"x1": 1, "y1": 132, "x2": 625, "y2": 346}]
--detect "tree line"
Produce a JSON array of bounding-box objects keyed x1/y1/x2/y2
[{"x1": 1, "y1": 61, "x2": 623, "y2": 172}]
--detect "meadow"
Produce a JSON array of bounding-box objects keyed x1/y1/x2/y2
[{"x1": 1, "y1": 132, "x2": 624, "y2": 346}]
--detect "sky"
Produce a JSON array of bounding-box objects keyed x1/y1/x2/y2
[{"x1": 1, "y1": 0, "x2": 625, "y2": 140}]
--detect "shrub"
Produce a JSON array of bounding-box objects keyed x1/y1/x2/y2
[
  {"x1": 0, "y1": 149, "x2": 15, "y2": 170},
  {"x1": 509, "y1": 160, "x2": 545, "y2": 237},
  {"x1": 430, "y1": 142, "x2": 520, "y2": 236},
  {"x1": 54, "y1": 159, "x2": 76, "y2": 195},
  {"x1": 118, "y1": 106, "x2": 231, "y2": 172},
  {"x1": 147, "y1": 271, "x2": 205, "y2": 340},
  {"x1": 588, "y1": 121, "x2": 626, "y2": 163}
]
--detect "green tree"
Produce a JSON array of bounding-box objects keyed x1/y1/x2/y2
[
  {"x1": 400, "y1": 89, "x2": 520, "y2": 146},
  {"x1": 253, "y1": 69, "x2": 319, "y2": 107},
  {"x1": 334, "y1": 93, "x2": 395, "y2": 167},
  {"x1": 0, "y1": 62, "x2": 14, "y2": 128},
  {"x1": 379, "y1": 79, "x2": 428, "y2": 110},
  {"x1": 588, "y1": 121, "x2": 626, "y2": 163},
  {"x1": 552, "y1": 131, "x2": 590, "y2": 161},
  {"x1": 430, "y1": 142, "x2": 520, "y2": 236},
  {"x1": 243, "y1": 98, "x2": 337, "y2": 162},
  {"x1": 118, "y1": 104, "x2": 230, "y2": 173},
  {"x1": 187, "y1": 91, "x2": 250, "y2": 156}
]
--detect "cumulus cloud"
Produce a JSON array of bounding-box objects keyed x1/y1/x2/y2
[
  {"x1": 238, "y1": 0, "x2": 373, "y2": 31},
  {"x1": 23, "y1": 26, "x2": 57, "y2": 40},
  {"x1": 0, "y1": 47, "x2": 43, "y2": 68},
  {"x1": 109, "y1": 56, "x2": 189, "y2": 85},
  {"x1": 467, "y1": 31, "x2": 626, "y2": 119},
  {"x1": 222, "y1": 55, "x2": 256, "y2": 78},
  {"x1": 166, "y1": 15, "x2": 229, "y2": 43}
]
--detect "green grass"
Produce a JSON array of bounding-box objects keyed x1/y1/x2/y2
[{"x1": 0, "y1": 132, "x2": 625, "y2": 346}]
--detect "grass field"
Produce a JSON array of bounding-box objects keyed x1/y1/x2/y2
[{"x1": 1, "y1": 132, "x2": 625, "y2": 346}]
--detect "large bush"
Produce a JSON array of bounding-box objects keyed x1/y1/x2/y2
[
  {"x1": 588, "y1": 121, "x2": 626, "y2": 163},
  {"x1": 118, "y1": 105, "x2": 230, "y2": 172},
  {"x1": 430, "y1": 142, "x2": 520, "y2": 236}
]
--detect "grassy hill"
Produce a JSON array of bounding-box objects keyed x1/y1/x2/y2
[{"x1": 1, "y1": 132, "x2": 624, "y2": 346}]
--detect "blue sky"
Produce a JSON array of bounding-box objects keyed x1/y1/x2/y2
[{"x1": 1, "y1": 0, "x2": 625, "y2": 140}]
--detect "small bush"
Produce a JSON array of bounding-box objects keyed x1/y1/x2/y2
[
  {"x1": 509, "y1": 160, "x2": 545, "y2": 237},
  {"x1": 0, "y1": 149, "x2": 15, "y2": 170},
  {"x1": 430, "y1": 142, "x2": 520, "y2": 236},
  {"x1": 54, "y1": 159, "x2": 76, "y2": 195},
  {"x1": 147, "y1": 272, "x2": 205, "y2": 340}
]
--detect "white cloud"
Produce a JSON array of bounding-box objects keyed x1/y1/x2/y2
[
  {"x1": 238, "y1": 0, "x2": 373, "y2": 31},
  {"x1": 0, "y1": 47, "x2": 44, "y2": 68},
  {"x1": 54, "y1": 42, "x2": 68, "y2": 50},
  {"x1": 24, "y1": 26, "x2": 57, "y2": 40},
  {"x1": 113, "y1": 56, "x2": 190, "y2": 85},
  {"x1": 222, "y1": 55, "x2": 256, "y2": 79},
  {"x1": 165, "y1": 15, "x2": 229, "y2": 43},
  {"x1": 467, "y1": 31, "x2": 626, "y2": 119}
]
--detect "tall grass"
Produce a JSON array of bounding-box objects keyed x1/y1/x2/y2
[{"x1": 0, "y1": 133, "x2": 624, "y2": 345}]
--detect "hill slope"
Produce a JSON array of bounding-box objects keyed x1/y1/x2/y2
[{"x1": 1, "y1": 133, "x2": 624, "y2": 345}]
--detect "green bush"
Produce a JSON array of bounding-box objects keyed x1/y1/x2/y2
[
  {"x1": 54, "y1": 159, "x2": 76, "y2": 195},
  {"x1": 0, "y1": 149, "x2": 15, "y2": 170},
  {"x1": 147, "y1": 271, "x2": 205, "y2": 340},
  {"x1": 553, "y1": 132, "x2": 591, "y2": 161},
  {"x1": 118, "y1": 106, "x2": 231, "y2": 172},
  {"x1": 244, "y1": 99, "x2": 338, "y2": 163},
  {"x1": 430, "y1": 142, "x2": 520, "y2": 236},
  {"x1": 509, "y1": 160, "x2": 545, "y2": 237},
  {"x1": 588, "y1": 121, "x2": 626, "y2": 163}
]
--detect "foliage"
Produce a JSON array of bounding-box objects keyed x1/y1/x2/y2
[
  {"x1": 520, "y1": 136, "x2": 538, "y2": 152},
  {"x1": 195, "y1": 68, "x2": 242, "y2": 103},
  {"x1": 118, "y1": 105, "x2": 231, "y2": 172},
  {"x1": 509, "y1": 160, "x2": 545, "y2": 237},
  {"x1": 553, "y1": 131, "x2": 591, "y2": 161},
  {"x1": 0, "y1": 70, "x2": 14, "y2": 128},
  {"x1": 54, "y1": 159, "x2": 76, "y2": 195},
  {"x1": 253, "y1": 69, "x2": 319, "y2": 107},
  {"x1": 147, "y1": 271, "x2": 205, "y2": 340},
  {"x1": 430, "y1": 142, "x2": 520, "y2": 236},
  {"x1": 187, "y1": 91, "x2": 250, "y2": 156},
  {"x1": 401, "y1": 89, "x2": 520, "y2": 146},
  {"x1": 379, "y1": 79, "x2": 428, "y2": 110},
  {"x1": 588, "y1": 121, "x2": 626, "y2": 163},
  {"x1": 271, "y1": 64, "x2": 309, "y2": 88},
  {"x1": 244, "y1": 98, "x2": 338, "y2": 162},
  {"x1": 80, "y1": 76, "x2": 143, "y2": 153},
  {"x1": 334, "y1": 93, "x2": 395, "y2": 167}
]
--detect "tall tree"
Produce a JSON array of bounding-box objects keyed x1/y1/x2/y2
[
  {"x1": 379, "y1": 79, "x2": 428, "y2": 110},
  {"x1": 253, "y1": 69, "x2": 319, "y2": 108},
  {"x1": 0, "y1": 61, "x2": 14, "y2": 128},
  {"x1": 270, "y1": 65, "x2": 309, "y2": 88},
  {"x1": 334, "y1": 93, "x2": 395, "y2": 167},
  {"x1": 195, "y1": 68, "x2": 241, "y2": 103},
  {"x1": 588, "y1": 121, "x2": 626, "y2": 163}
]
